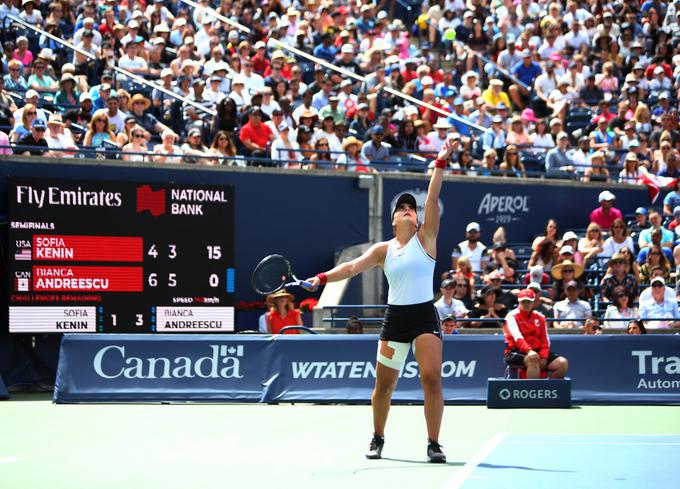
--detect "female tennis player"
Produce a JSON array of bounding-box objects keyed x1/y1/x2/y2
[{"x1": 305, "y1": 137, "x2": 458, "y2": 463}]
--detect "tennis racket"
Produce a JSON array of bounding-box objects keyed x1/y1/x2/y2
[{"x1": 251, "y1": 254, "x2": 313, "y2": 295}]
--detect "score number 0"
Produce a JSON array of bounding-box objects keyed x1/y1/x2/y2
[{"x1": 146, "y1": 244, "x2": 222, "y2": 287}]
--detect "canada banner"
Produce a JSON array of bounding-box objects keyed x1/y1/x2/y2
[{"x1": 636, "y1": 173, "x2": 677, "y2": 203}]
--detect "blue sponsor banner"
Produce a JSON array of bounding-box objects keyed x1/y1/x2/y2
[
  {"x1": 0, "y1": 374, "x2": 8, "y2": 400},
  {"x1": 54, "y1": 334, "x2": 680, "y2": 404},
  {"x1": 265, "y1": 335, "x2": 499, "y2": 403},
  {"x1": 54, "y1": 334, "x2": 271, "y2": 402}
]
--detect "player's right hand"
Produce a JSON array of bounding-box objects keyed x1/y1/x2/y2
[{"x1": 303, "y1": 276, "x2": 320, "y2": 292}]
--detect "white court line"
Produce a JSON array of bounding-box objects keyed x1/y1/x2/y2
[
  {"x1": 506, "y1": 433, "x2": 680, "y2": 437},
  {"x1": 0, "y1": 457, "x2": 22, "y2": 464},
  {"x1": 441, "y1": 433, "x2": 504, "y2": 489},
  {"x1": 507, "y1": 440, "x2": 680, "y2": 445}
]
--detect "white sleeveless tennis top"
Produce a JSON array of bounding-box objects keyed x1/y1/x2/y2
[{"x1": 383, "y1": 234, "x2": 435, "y2": 305}]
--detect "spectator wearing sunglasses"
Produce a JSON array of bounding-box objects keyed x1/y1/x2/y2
[
  {"x1": 603, "y1": 286, "x2": 638, "y2": 329},
  {"x1": 483, "y1": 268, "x2": 517, "y2": 312},
  {"x1": 602, "y1": 219, "x2": 634, "y2": 259},
  {"x1": 121, "y1": 126, "x2": 149, "y2": 162},
  {"x1": 16, "y1": 118, "x2": 51, "y2": 156},
  {"x1": 601, "y1": 252, "x2": 639, "y2": 303},
  {"x1": 434, "y1": 279, "x2": 469, "y2": 320},
  {"x1": 584, "y1": 319, "x2": 602, "y2": 335},
  {"x1": 639, "y1": 277, "x2": 680, "y2": 329},
  {"x1": 640, "y1": 246, "x2": 671, "y2": 283},
  {"x1": 4, "y1": 60, "x2": 28, "y2": 91}
]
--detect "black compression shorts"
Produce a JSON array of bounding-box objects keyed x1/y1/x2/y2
[{"x1": 380, "y1": 301, "x2": 442, "y2": 343}]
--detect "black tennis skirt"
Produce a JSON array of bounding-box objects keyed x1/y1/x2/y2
[{"x1": 380, "y1": 301, "x2": 442, "y2": 343}]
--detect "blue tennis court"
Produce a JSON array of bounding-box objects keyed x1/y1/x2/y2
[{"x1": 445, "y1": 434, "x2": 680, "y2": 489}]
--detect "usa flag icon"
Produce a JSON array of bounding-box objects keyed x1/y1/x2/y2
[{"x1": 15, "y1": 249, "x2": 31, "y2": 261}]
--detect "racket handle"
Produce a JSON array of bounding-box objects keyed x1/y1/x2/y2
[{"x1": 299, "y1": 280, "x2": 313, "y2": 288}]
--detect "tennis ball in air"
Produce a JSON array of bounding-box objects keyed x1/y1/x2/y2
[{"x1": 444, "y1": 28, "x2": 456, "y2": 41}]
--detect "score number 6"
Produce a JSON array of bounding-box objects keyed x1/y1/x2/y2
[{"x1": 147, "y1": 273, "x2": 177, "y2": 287}]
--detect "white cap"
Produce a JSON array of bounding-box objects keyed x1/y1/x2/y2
[
  {"x1": 562, "y1": 231, "x2": 578, "y2": 242},
  {"x1": 404, "y1": 105, "x2": 418, "y2": 116},
  {"x1": 560, "y1": 245, "x2": 574, "y2": 255},
  {"x1": 341, "y1": 43, "x2": 354, "y2": 54},
  {"x1": 466, "y1": 222, "x2": 480, "y2": 232},
  {"x1": 421, "y1": 75, "x2": 433, "y2": 85},
  {"x1": 527, "y1": 282, "x2": 542, "y2": 291},
  {"x1": 213, "y1": 61, "x2": 229, "y2": 72},
  {"x1": 654, "y1": 66, "x2": 665, "y2": 74},
  {"x1": 651, "y1": 276, "x2": 665, "y2": 286},
  {"x1": 598, "y1": 190, "x2": 616, "y2": 202},
  {"x1": 154, "y1": 23, "x2": 170, "y2": 33},
  {"x1": 25, "y1": 89, "x2": 39, "y2": 99},
  {"x1": 79, "y1": 92, "x2": 92, "y2": 103},
  {"x1": 530, "y1": 265, "x2": 543, "y2": 280},
  {"x1": 161, "y1": 128, "x2": 177, "y2": 140}
]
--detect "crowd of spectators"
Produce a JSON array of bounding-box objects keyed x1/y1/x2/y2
[
  {"x1": 436, "y1": 190, "x2": 680, "y2": 332},
  {"x1": 0, "y1": 0, "x2": 676, "y2": 178}
]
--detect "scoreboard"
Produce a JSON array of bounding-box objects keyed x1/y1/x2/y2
[{"x1": 8, "y1": 177, "x2": 235, "y2": 333}]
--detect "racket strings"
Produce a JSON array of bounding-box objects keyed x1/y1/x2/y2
[{"x1": 252, "y1": 256, "x2": 291, "y2": 294}]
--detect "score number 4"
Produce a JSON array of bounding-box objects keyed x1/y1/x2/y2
[{"x1": 148, "y1": 244, "x2": 177, "y2": 259}]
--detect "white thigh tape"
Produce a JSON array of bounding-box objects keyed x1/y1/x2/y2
[{"x1": 377, "y1": 341, "x2": 410, "y2": 370}]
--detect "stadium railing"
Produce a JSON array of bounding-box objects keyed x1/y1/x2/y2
[
  {"x1": 3, "y1": 142, "x2": 649, "y2": 181},
  {"x1": 319, "y1": 306, "x2": 680, "y2": 330}
]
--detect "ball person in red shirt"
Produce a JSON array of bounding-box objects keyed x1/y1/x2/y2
[{"x1": 504, "y1": 289, "x2": 569, "y2": 379}]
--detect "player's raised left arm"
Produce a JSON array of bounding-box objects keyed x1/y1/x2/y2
[{"x1": 420, "y1": 138, "x2": 458, "y2": 242}]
